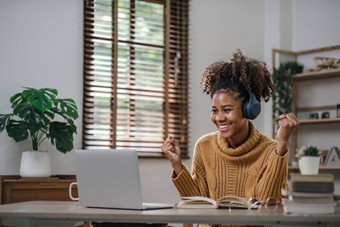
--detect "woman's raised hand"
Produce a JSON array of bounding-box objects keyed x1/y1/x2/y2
[
  {"x1": 276, "y1": 113, "x2": 300, "y2": 156},
  {"x1": 161, "y1": 136, "x2": 183, "y2": 175}
]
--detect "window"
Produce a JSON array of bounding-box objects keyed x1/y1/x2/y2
[{"x1": 83, "y1": 0, "x2": 189, "y2": 157}]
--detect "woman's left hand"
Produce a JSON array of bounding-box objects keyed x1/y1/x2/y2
[{"x1": 276, "y1": 113, "x2": 300, "y2": 156}]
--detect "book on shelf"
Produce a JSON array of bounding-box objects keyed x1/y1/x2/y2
[
  {"x1": 281, "y1": 188, "x2": 334, "y2": 198},
  {"x1": 289, "y1": 181, "x2": 334, "y2": 193},
  {"x1": 282, "y1": 199, "x2": 336, "y2": 214},
  {"x1": 289, "y1": 173, "x2": 334, "y2": 193},
  {"x1": 289, "y1": 195, "x2": 334, "y2": 203},
  {"x1": 289, "y1": 173, "x2": 334, "y2": 182},
  {"x1": 176, "y1": 196, "x2": 258, "y2": 209}
]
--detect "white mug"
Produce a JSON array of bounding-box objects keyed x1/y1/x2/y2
[{"x1": 69, "y1": 182, "x2": 79, "y2": 201}]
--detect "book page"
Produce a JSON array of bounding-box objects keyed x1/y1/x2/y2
[
  {"x1": 217, "y1": 196, "x2": 250, "y2": 209},
  {"x1": 178, "y1": 196, "x2": 258, "y2": 209},
  {"x1": 181, "y1": 196, "x2": 217, "y2": 206}
]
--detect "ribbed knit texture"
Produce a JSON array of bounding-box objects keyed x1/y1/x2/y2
[{"x1": 171, "y1": 122, "x2": 288, "y2": 227}]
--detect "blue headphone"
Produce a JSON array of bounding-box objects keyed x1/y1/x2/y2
[{"x1": 242, "y1": 91, "x2": 261, "y2": 120}]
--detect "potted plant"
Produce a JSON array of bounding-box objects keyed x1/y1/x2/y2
[
  {"x1": 296, "y1": 145, "x2": 321, "y2": 175},
  {"x1": 0, "y1": 87, "x2": 78, "y2": 177}
]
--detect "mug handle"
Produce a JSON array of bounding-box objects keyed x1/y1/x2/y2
[{"x1": 69, "y1": 182, "x2": 79, "y2": 201}]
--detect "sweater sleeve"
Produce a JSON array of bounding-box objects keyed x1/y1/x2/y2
[
  {"x1": 254, "y1": 150, "x2": 288, "y2": 202},
  {"x1": 171, "y1": 165, "x2": 200, "y2": 196},
  {"x1": 171, "y1": 142, "x2": 209, "y2": 197}
]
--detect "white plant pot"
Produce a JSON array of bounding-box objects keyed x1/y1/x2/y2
[
  {"x1": 298, "y1": 156, "x2": 320, "y2": 175},
  {"x1": 20, "y1": 151, "x2": 51, "y2": 177}
]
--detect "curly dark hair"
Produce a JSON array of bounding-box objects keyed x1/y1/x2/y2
[{"x1": 200, "y1": 50, "x2": 276, "y2": 103}]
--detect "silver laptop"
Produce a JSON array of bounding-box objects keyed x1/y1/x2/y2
[{"x1": 73, "y1": 149, "x2": 173, "y2": 210}]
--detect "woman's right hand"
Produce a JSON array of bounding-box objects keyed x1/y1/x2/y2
[{"x1": 161, "y1": 136, "x2": 183, "y2": 175}]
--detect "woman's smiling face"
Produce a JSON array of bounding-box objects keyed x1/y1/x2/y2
[{"x1": 210, "y1": 91, "x2": 249, "y2": 148}]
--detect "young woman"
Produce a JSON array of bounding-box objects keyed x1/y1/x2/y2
[{"x1": 161, "y1": 50, "x2": 299, "y2": 205}]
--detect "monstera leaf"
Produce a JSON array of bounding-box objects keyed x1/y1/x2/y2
[
  {"x1": 11, "y1": 88, "x2": 57, "y2": 112},
  {"x1": 49, "y1": 122, "x2": 75, "y2": 153},
  {"x1": 0, "y1": 87, "x2": 78, "y2": 153},
  {"x1": 5, "y1": 120, "x2": 30, "y2": 142}
]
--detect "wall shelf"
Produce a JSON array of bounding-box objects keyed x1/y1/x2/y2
[
  {"x1": 293, "y1": 68, "x2": 340, "y2": 80},
  {"x1": 297, "y1": 105, "x2": 337, "y2": 112},
  {"x1": 272, "y1": 45, "x2": 340, "y2": 172},
  {"x1": 271, "y1": 45, "x2": 340, "y2": 138},
  {"x1": 293, "y1": 68, "x2": 340, "y2": 151},
  {"x1": 299, "y1": 118, "x2": 340, "y2": 124}
]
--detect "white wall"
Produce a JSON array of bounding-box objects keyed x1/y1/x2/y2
[
  {"x1": 263, "y1": 0, "x2": 294, "y2": 137},
  {"x1": 293, "y1": 0, "x2": 340, "y2": 51},
  {"x1": 189, "y1": 0, "x2": 266, "y2": 159},
  {"x1": 0, "y1": 0, "x2": 83, "y2": 175},
  {"x1": 0, "y1": 0, "x2": 339, "y2": 205}
]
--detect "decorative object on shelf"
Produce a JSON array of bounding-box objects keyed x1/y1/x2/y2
[
  {"x1": 309, "y1": 112, "x2": 319, "y2": 119},
  {"x1": 310, "y1": 57, "x2": 340, "y2": 72},
  {"x1": 272, "y1": 62, "x2": 304, "y2": 125},
  {"x1": 319, "y1": 150, "x2": 329, "y2": 166},
  {"x1": 296, "y1": 145, "x2": 321, "y2": 175},
  {"x1": 324, "y1": 146, "x2": 340, "y2": 166},
  {"x1": 321, "y1": 112, "x2": 330, "y2": 119},
  {"x1": 0, "y1": 87, "x2": 78, "y2": 177}
]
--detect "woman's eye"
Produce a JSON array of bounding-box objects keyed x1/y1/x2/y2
[
  {"x1": 211, "y1": 109, "x2": 217, "y2": 113},
  {"x1": 224, "y1": 109, "x2": 231, "y2": 112}
]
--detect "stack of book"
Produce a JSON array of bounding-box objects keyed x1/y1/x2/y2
[{"x1": 282, "y1": 173, "x2": 336, "y2": 214}]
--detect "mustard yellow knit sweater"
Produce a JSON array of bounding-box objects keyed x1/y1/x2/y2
[{"x1": 172, "y1": 122, "x2": 288, "y2": 203}]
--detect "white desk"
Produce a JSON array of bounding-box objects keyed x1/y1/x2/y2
[{"x1": 0, "y1": 201, "x2": 340, "y2": 227}]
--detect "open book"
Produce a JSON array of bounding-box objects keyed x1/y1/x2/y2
[{"x1": 176, "y1": 196, "x2": 259, "y2": 209}]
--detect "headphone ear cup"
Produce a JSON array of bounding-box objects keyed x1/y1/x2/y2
[
  {"x1": 243, "y1": 92, "x2": 261, "y2": 120},
  {"x1": 242, "y1": 99, "x2": 250, "y2": 119}
]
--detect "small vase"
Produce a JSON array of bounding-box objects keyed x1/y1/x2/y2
[
  {"x1": 20, "y1": 151, "x2": 51, "y2": 177},
  {"x1": 298, "y1": 156, "x2": 320, "y2": 175}
]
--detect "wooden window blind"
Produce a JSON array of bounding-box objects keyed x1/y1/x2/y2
[{"x1": 83, "y1": 0, "x2": 189, "y2": 158}]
